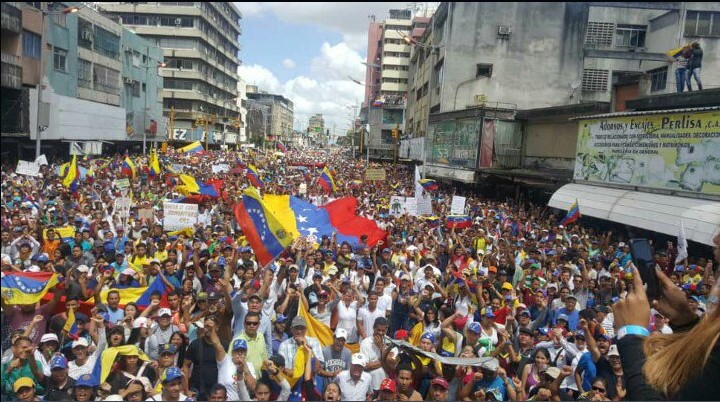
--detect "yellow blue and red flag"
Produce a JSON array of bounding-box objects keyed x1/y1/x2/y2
[
  {"x1": 1, "y1": 272, "x2": 59, "y2": 305},
  {"x1": 246, "y1": 164, "x2": 264, "y2": 188},
  {"x1": 446, "y1": 215, "x2": 472, "y2": 229},
  {"x1": 149, "y1": 149, "x2": 161, "y2": 177},
  {"x1": 233, "y1": 188, "x2": 295, "y2": 266},
  {"x1": 175, "y1": 174, "x2": 219, "y2": 197},
  {"x1": 121, "y1": 156, "x2": 137, "y2": 178},
  {"x1": 98, "y1": 277, "x2": 168, "y2": 308},
  {"x1": 418, "y1": 178, "x2": 439, "y2": 191},
  {"x1": 319, "y1": 167, "x2": 337, "y2": 194},
  {"x1": 62, "y1": 155, "x2": 80, "y2": 192},
  {"x1": 178, "y1": 141, "x2": 204, "y2": 154},
  {"x1": 560, "y1": 199, "x2": 581, "y2": 226},
  {"x1": 63, "y1": 307, "x2": 80, "y2": 340}
]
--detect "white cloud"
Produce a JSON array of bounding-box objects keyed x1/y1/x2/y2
[{"x1": 281, "y1": 58, "x2": 296, "y2": 69}]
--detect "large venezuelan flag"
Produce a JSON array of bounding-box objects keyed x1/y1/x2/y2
[
  {"x1": 1, "y1": 272, "x2": 59, "y2": 305},
  {"x1": 446, "y1": 215, "x2": 472, "y2": 229},
  {"x1": 234, "y1": 188, "x2": 295, "y2": 266},
  {"x1": 178, "y1": 141, "x2": 204, "y2": 154},
  {"x1": 560, "y1": 199, "x2": 581, "y2": 226}
]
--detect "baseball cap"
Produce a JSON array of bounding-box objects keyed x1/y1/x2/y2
[
  {"x1": 519, "y1": 327, "x2": 534, "y2": 336},
  {"x1": 468, "y1": 322, "x2": 482, "y2": 334},
  {"x1": 430, "y1": 377, "x2": 449, "y2": 390},
  {"x1": 565, "y1": 294, "x2": 577, "y2": 301},
  {"x1": 575, "y1": 330, "x2": 586, "y2": 340},
  {"x1": 72, "y1": 338, "x2": 89, "y2": 348},
  {"x1": 41, "y1": 333, "x2": 59, "y2": 344},
  {"x1": 501, "y1": 282, "x2": 513, "y2": 291},
  {"x1": 75, "y1": 373, "x2": 97, "y2": 388},
  {"x1": 488, "y1": 266, "x2": 498, "y2": 273},
  {"x1": 13, "y1": 377, "x2": 35, "y2": 393},
  {"x1": 537, "y1": 327, "x2": 550, "y2": 336},
  {"x1": 121, "y1": 268, "x2": 137, "y2": 277},
  {"x1": 159, "y1": 344, "x2": 178, "y2": 355},
  {"x1": 421, "y1": 332, "x2": 436, "y2": 343},
  {"x1": 607, "y1": 344, "x2": 620, "y2": 357},
  {"x1": 557, "y1": 313, "x2": 569, "y2": 322},
  {"x1": 334, "y1": 328, "x2": 348, "y2": 340},
  {"x1": 269, "y1": 354, "x2": 286, "y2": 368},
  {"x1": 232, "y1": 338, "x2": 248, "y2": 351},
  {"x1": 379, "y1": 378, "x2": 397, "y2": 393},
  {"x1": 158, "y1": 308, "x2": 172, "y2": 317},
  {"x1": 351, "y1": 353, "x2": 367, "y2": 367},
  {"x1": 76, "y1": 265, "x2": 90, "y2": 273},
  {"x1": 104, "y1": 395, "x2": 125, "y2": 401},
  {"x1": 382, "y1": 248, "x2": 391, "y2": 253},
  {"x1": 482, "y1": 308, "x2": 495, "y2": 318},
  {"x1": 50, "y1": 354, "x2": 69, "y2": 369},
  {"x1": 291, "y1": 315, "x2": 307, "y2": 328},
  {"x1": 595, "y1": 333, "x2": 611, "y2": 341},
  {"x1": 274, "y1": 314, "x2": 288, "y2": 323},
  {"x1": 163, "y1": 367, "x2": 184, "y2": 383},
  {"x1": 519, "y1": 310, "x2": 532, "y2": 317},
  {"x1": 543, "y1": 366, "x2": 561, "y2": 379}
]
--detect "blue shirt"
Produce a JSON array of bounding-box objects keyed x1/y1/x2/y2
[
  {"x1": 553, "y1": 308, "x2": 580, "y2": 331},
  {"x1": 106, "y1": 306, "x2": 125, "y2": 324},
  {"x1": 473, "y1": 376, "x2": 507, "y2": 400},
  {"x1": 576, "y1": 352, "x2": 597, "y2": 391}
]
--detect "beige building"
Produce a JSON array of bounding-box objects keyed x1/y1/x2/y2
[
  {"x1": 246, "y1": 90, "x2": 294, "y2": 144},
  {"x1": 101, "y1": 2, "x2": 242, "y2": 146}
]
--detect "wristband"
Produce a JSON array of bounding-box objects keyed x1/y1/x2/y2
[{"x1": 616, "y1": 325, "x2": 649, "y2": 340}]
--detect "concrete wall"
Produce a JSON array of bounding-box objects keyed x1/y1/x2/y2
[{"x1": 440, "y1": 2, "x2": 588, "y2": 112}]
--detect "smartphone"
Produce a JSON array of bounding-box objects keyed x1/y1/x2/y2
[{"x1": 630, "y1": 238, "x2": 660, "y2": 299}]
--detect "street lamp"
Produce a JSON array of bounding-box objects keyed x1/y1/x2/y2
[
  {"x1": 142, "y1": 60, "x2": 165, "y2": 155},
  {"x1": 35, "y1": 4, "x2": 80, "y2": 159}
]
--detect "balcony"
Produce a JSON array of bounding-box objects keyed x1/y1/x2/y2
[
  {"x1": 1, "y1": 52, "x2": 22, "y2": 89},
  {"x1": 1, "y1": 3, "x2": 22, "y2": 34}
]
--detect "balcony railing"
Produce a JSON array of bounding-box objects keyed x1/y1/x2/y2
[
  {"x1": 1, "y1": 3, "x2": 22, "y2": 34},
  {"x1": 1, "y1": 53, "x2": 23, "y2": 89}
]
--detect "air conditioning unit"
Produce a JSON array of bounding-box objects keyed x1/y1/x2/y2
[
  {"x1": 123, "y1": 77, "x2": 134, "y2": 85},
  {"x1": 174, "y1": 18, "x2": 182, "y2": 25},
  {"x1": 498, "y1": 25, "x2": 511, "y2": 35}
]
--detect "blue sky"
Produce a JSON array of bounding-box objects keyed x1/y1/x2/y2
[{"x1": 233, "y1": 2, "x2": 413, "y2": 136}]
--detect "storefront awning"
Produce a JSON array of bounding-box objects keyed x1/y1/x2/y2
[{"x1": 549, "y1": 183, "x2": 720, "y2": 246}]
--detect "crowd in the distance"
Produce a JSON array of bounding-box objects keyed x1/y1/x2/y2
[{"x1": 1, "y1": 146, "x2": 718, "y2": 401}]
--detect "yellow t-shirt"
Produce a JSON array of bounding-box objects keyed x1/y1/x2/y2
[{"x1": 129, "y1": 254, "x2": 151, "y2": 273}]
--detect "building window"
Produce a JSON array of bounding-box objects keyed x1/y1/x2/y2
[
  {"x1": 78, "y1": 59, "x2": 92, "y2": 88},
  {"x1": 22, "y1": 30, "x2": 41, "y2": 59},
  {"x1": 585, "y1": 22, "x2": 614, "y2": 47},
  {"x1": 684, "y1": 11, "x2": 720, "y2": 37},
  {"x1": 52, "y1": 12, "x2": 67, "y2": 27},
  {"x1": 476, "y1": 63, "x2": 493, "y2": 78},
  {"x1": 648, "y1": 67, "x2": 668, "y2": 92},
  {"x1": 582, "y1": 68, "x2": 609, "y2": 92},
  {"x1": 53, "y1": 47, "x2": 67, "y2": 72},
  {"x1": 615, "y1": 25, "x2": 646, "y2": 47},
  {"x1": 78, "y1": 18, "x2": 93, "y2": 50},
  {"x1": 131, "y1": 80, "x2": 141, "y2": 97},
  {"x1": 93, "y1": 26, "x2": 120, "y2": 59},
  {"x1": 93, "y1": 65, "x2": 120, "y2": 93}
]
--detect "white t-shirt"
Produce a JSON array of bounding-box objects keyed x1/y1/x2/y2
[
  {"x1": 335, "y1": 370, "x2": 373, "y2": 401},
  {"x1": 217, "y1": 354, "x2": 256, "y2": 401},
  {"x1": 359, "y1": 336, "x2": 388, "y2": 390},
  {"x1": 357, "y1": 306, "x2": 386, "y2": 340},
  {"x1": 336, "y1": 301, "x2": 359, "y2": 343}
]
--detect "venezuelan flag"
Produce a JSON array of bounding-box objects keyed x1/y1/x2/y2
[
  {"x1": 421, "y1": 215, "x2": 441, "y2": 228},
  {"x1": 233, "y1": 188, "x2": 295, "y2": 266},
  {"x1": 62, "y1": 155, "x2": 80, "y2": 191},
  {"x1": 319, "y1": 167, "x2": 337, "y2": 194},
  {"x1": 446, "y1": 215, "x2": 472, "y2": 229},
  {"x1": 560, "y1": 199, "x2": 581, "y2": 226},
  {"x1": 149, "y1": 149, "x2": 161, "y2": 177},
  {"x1": 178, "y1": 141, "x2": 204, "y2": 154},
  {"x1": 419, "y1": 178, "x2": 439, "y2": 191},
  {"x1": 121, "y1": 156, "x2": 137, "y2": 178},
  {"x1": 1, "y1": 272, "x2": 59, "y2": 305},
  {"x1": 276, "y1": 141, "x2": 287, "y2": 153},
  {"x1": 63, "y1": 308, "x2": 80, "y2": 340},
  {"x1": 98, "y1": 346, "x2": 150, "y2": 385},
  {"x1": 246, "y1": 164, "x2": 264, "y2": 188},
  {"x1": 99, "y1": 277, "x2": 168, "y2": 308}
]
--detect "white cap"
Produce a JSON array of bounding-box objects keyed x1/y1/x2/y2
[
  {"x1": 121, "y1": 268, "x2": 137, "y2": 277},
  {"x1": 334, "y1": 328, "x2": 348, "y2": 340},
  {"x1": 104, "y1": 395, "x2": 124, "y2": 401},
  {"x1": 158, "y1": 308, "x2": 172, "y2": 317},
  {"x1": 607, "y1": 344, "x2": 620, "y2": 357},
  {"x1": 406, "y1": 245, "x2": 418, "y2": 252},
  {"x1": 72, "y1": 338, "x2": 89, "y2": 348},
  {"x1": 192, "y1": 320, "x2": 205, "y2": 329},
  {"x1": 27, "y1": 265, "x2": 41, "y2": 273},
  {"x1": 76, "y1": 265, "x2": 90, "y2": 273},
  {"x1": 618, "y1": 242, "x2": 626, "y2": 248},
  {"x1": 41, "y1": 333, "x2": 59, "y2": 343},
  {"x1": 351, "y1": 353, "x2": 367, "y2": 367},
  {"x1": 133, "y1": 317, "x2": 150, "y2": 329}
]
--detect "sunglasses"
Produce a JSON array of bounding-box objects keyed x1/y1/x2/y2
[
  {"x1": 592, "y1": 386, "x2": 606, "y2": 393},
  {"x1": 245, "y1": 321, "x2": 259, "y2": 326}
]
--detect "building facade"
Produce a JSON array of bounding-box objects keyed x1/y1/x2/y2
[
  {"x1": 308, "y1": 113, "x2": 325, "y2": 145},
  {"x1": 246, "y1": 90, "x2": 294, "y2": 147},
  {"x1": 101, "y1": 2, "x2": 242, "y2": 147},
  {"x1": 1, "y1": 2, "x2": 164, "y2": 161}
]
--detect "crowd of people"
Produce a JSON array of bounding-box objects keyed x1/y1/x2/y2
[{"x1": 1, "y1": 145, "x2": 718, "y2": 401}]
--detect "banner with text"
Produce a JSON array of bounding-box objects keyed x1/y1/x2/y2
[
  {"x1": 574, "y1": 111, "x2": 720, "y2": 195},
  {"x1": 365, "y1": 168, "x2": 387, "y2": 181},
  {"x1": 163, "y1": 202, "x2": 198, "y2": 231},
  {"x1": 451, "y1": 195, "x2": 467, "y2": 215}
]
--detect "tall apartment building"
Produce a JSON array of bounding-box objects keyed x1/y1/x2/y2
[
  {"x1": 1, "y1": 2, "x2": 164, "y2": 161},
  {"x1": 308, "y1": 113, "x2": 325, "y2": 145},
  {"x1": 401, "y1": 2, "x2": 719, "y2": 188},
  {"x1": 361, "y1": 9, "x2": 429, "y2": 159},
  {"x1": 101, "y1": 2, "x2": 242, "y2": 146}
]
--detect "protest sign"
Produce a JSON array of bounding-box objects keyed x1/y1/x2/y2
[
  {"x1": 163, "y1": 202, "x2": 198, "y2": 231},
  {"x1": 138, "y1": 208, "x2": 154, "y2": 221},
  {"x1": 365, "y1": 168, "x2": 386, "y2": 181},
  {"x1": 114, "y1": 197, "x2": 132, "y2": 218},
  {"x1": 16, "y1": 161, "x2": 41, "y2": 177},
  {"x1": 451, "y1": 195, "x2": 467, "y2": 215},
  {"x1": 212, "y1": 164, "x2": 229, "y2": 174},
  {"x1": 390, "y1": 196, "x2": 418, "y2": 217},
  {"x1": 35, "y1": 155, "x2": 48, "y2": 166},
  {"x1": 114, "y1": 178, "x2": 130, "y2": 189}
]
